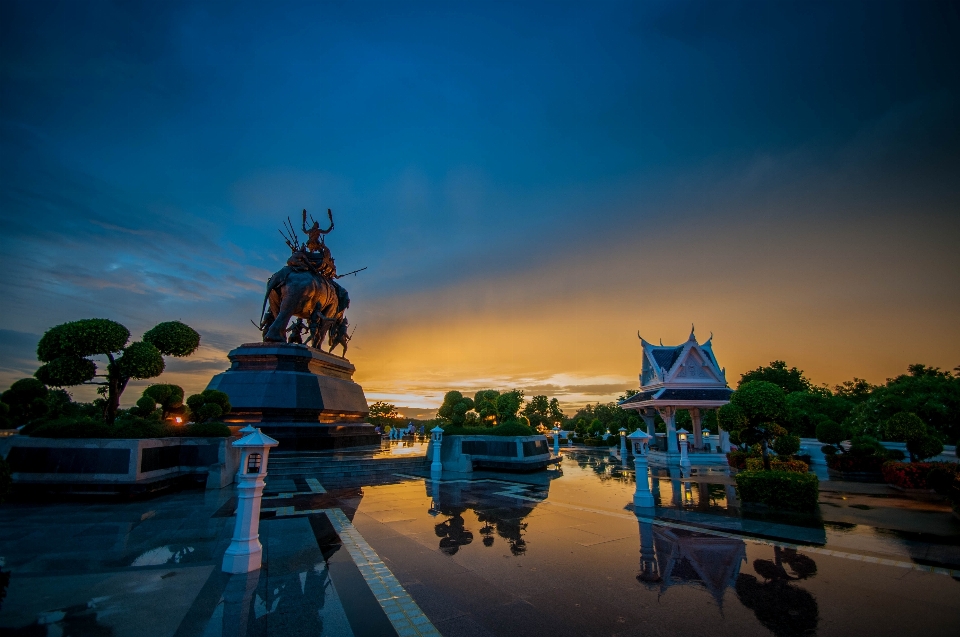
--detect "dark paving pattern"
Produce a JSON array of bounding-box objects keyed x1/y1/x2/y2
[{"x1": 1, "y1": 447, "x2": 959, "y2": 636}]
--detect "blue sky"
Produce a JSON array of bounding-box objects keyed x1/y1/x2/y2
[{"x1": 2, "y1": 1, "x2": 959, "y2": 416}]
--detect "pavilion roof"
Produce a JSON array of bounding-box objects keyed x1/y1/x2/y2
[{"x1": 619, "y1": 326, "x2": 733, "y2": 410}]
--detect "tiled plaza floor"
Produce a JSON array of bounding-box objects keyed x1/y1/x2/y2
[{"x1": 1, "y1": 448, "x2": 960, "y2": 636}]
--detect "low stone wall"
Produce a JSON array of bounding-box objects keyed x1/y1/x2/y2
[
  {"x1": 437, "y1": 434, "x2": 552, "y2": 472},
  {"x1": 1, "y1": 435, "x2": 240, "y2": 495}
]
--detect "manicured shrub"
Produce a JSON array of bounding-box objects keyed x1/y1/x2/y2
[
  {"x1": 883, "y1": 413, "x2": 927, "y2": 444},
  {"x1": 735, "y1": 470, "x2": 820, "y2": 512},
  {"x1": 183, "y1": 422, "x2": 232, "y2": 437},
  {"x1": 882, "y1": 461, "x2": 931, "y2": 489},
  {"x1": 772, "y1": 434, "x2": 801, "y2": 457},
  {"x1": 816, "y1": 420, "x2": 844, "y2": 447},
  {"x1": 727, "y1": 450, "x2": 756, "y2": 470},
  {"x1": 907, "y1": 434, "x2": 943, "y2": 462},
  {"x1": 29, "y1": 417, "x2": 112, "y2": 438},
  {"x1": 827, "y1": 454, "x2": 886, "y2": 473},
  {"x1": 883, "y1": 461, "x2": 960, "y2": 491},
  {"x1": 1, "y1": 378, "x2": 50, "y2": 425},
  {"x1": 746, "y1": 458, "x2": 809, "y2": 473},
  {"x1": 186, "y1": 390, "x2": 231, "y2": 423},
  {"x1": 441, "y1": 420, "x2": 535, "y2": 437}
]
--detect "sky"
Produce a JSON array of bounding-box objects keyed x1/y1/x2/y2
[{"x1": 1, "y1": 0, "x2": 959, "y2": 418}]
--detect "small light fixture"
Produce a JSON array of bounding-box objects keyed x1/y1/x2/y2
[
  {"x1": 619, "y1": 427, "x2": 627, "y2": 437},
  {"x1": 246, "y1": 452, "x2": 262, "y2": 474},
  {"x1": 174, "y1": 417, "x2": 183, "y2": 425},
  {"x1": 677, "y1": 428, "x2": 689, "y2": 442}
]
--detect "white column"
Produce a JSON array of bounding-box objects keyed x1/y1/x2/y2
[
  {"x1": 633, "y1": 453, "x2": 655, "y2": 508},
  {"x1": 658, "y1": 407, "x2": 678, "y2": 453},
  {"x1": 717, "y1": 408, "x2": 731, "y2": 452},
  {"x1": 553, "y1": 425, "x2": 561, "y2": 456},
  {"x1": 628, "y1": 430, "x2": 655, "y2": 509},
  {"x1": 690, "y1": 408, "x2": 703, "y2": 450},
  {"x1": 640, "y1": 409, "x2": 657, "y2": 438}
]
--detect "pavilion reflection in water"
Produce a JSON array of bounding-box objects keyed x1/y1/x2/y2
[{"x1": 637, "y1": 518, "x2": 746, "y2": 605}]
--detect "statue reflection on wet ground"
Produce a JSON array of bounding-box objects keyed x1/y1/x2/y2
[{"x1": 636, "y1": 514, "x2": 820, "y2": 637}]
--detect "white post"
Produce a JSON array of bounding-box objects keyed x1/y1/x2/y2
[
  {"x1": 430, "y1": 425, "x2": 444, "y2": 475},
  {"x1": 619, "y1": 427, "x2": 627, "y2": 459},
  {"x1": 678, "y1": 428, "x2": 691, "y2": 475},
  {"x1": 628, "y1": 430, "x2": 655, "y2": 509},
  {"x1": 640, "y1": 409, "x2": 657, "y2": 438},
  {"x1": 658, "y1": 407, "x2": 678, "y2": 453},
  {"x1": 222, "y1": 428, "x2": 278, "y2": 574},
  {"x1": 553, "y1": 424, "x2": 561, "y2": 456},
  {"x1": 690, "y1": 408, "x2": 703, "y2": 450},
  {"x1": 717, "y1": 408, "x2": 731, "y2": 452}
]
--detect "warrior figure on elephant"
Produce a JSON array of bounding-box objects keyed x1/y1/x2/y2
[{"x1": 259, "y1": 208, "x2": 352, "y2": 349}]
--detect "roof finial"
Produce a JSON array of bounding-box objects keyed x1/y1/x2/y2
[
  {"x1": 659, "y1": 338, "x2": 663, "y2": 346},
  {"x1": 689, "y1": 323, "x2": 696, "y2": 341}
]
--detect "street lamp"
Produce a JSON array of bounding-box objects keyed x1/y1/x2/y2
[
  {"x1": 627, "y1": 429, "x2": 654, "y2": 509},
  {"x1": 677, "y1": 427, "x2": 691, "y2": 474},
  {"x1": 619, "y1": 427, "x2": 628, "y2": 459},
  {"x1": 553, "y1": 423, "x2": 561, "y2": 456}
]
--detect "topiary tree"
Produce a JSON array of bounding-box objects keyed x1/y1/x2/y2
[
  {"x1": 34, "y1": 319, "x2": 200, "y2": 424},
  {"x1": 720, "y1": 381, "x2": 788, "y2": 470},
  {"x1": 884, "y1": 412, "x2": 942, "y2": 462},
  {"x1": 773, "y1": 434, "x2": 801, "y2": 457},
  {"x1": 495, "y1": 390, "x2": 524, "y2": 425},
  {"x1": 186, "y1": 389, "x2": 231, "y2": 424},
  {"x1": 142, "y1": 384, "x2": 185, "y2": 421},
  {"x1": 815, "y1": 419, "x2": 844, "y2": 455},
  {"x1": 0, "y1": 378, "x2": 49, "y2": 426},
  {"x1": 474, "y1": 390, "x2": 500, "y2": 424},
  {"x1": 438, "y1": 392, "x2": 475, "y2": 427}
]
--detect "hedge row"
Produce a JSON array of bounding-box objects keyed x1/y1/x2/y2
[
  {"x1": 27, "y1": 416, "x2": 231, "y2": 439},
  {"x1": 745, "y1": 458, "x2": 809, "y2": 473},
  {"x1": 881, "y1": 461, "x2": 960, "y2": 491},
  {"x1": 440, "y1": 421, "x2": 535, "y2": 437},
  {"x1": 735, "y1": 470, "x2": 820, "y2": 512},
  {"x1": 827, "y1": 454, "x2": 887, "y2": 473}
]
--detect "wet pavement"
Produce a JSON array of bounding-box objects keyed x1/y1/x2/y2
[{"x1": 1, "y1": 447, "x2": 959, "y2": 636}]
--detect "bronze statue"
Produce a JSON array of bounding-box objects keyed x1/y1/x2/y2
[
  {"x1": 328, "y1": 318, "x2": 352, "y2": 357},
  {"x1": 260, "y1": 208, "x2": 356, "y2": 349},
  {"x1": 302, "y1": 208, "x2": 333, "y2": 253}
]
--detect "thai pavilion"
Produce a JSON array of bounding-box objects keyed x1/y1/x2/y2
[{"x1": 618, "y1": 327, "x2": 733, "y2": 465}]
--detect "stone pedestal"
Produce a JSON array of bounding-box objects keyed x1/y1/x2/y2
[{"x1": 206, "y1": 343, "x2": 378, "y2": 451}]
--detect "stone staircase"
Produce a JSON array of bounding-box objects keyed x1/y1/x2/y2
[{"x1": 265, "y1": 447, "x2": 429, "y2": 485}]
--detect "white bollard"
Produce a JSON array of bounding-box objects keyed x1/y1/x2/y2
[
  {"x1": 430, "y1": 425, "x2": 444, "y2": 475},
  {"x1": 553, "y1": 425, "x2": 561, "y2": 456},
  {"x1": 628, "y1": 429, "x2": 655, "y2": 509},
  {"x1": 222, "y1": 428, "x2": 278, "y2": 574}
]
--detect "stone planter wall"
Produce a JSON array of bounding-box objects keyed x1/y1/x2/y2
[
  {"x1": 436, "y1": 434, "x2": 552, "y2": 472},
  {"x1": 1, "y1": 435, "x2": 240, "y2": 495}
]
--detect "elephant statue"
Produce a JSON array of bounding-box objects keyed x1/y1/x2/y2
[{"x1": 259, "y1": 266, "x2": 346, "y2": 345}]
